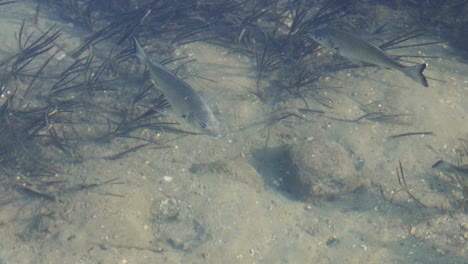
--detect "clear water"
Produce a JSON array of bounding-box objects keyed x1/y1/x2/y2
[{"x1": 0, "y1": 1, "x2": 467, "y2": 263}]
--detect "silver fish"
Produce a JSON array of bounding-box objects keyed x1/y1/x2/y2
[
  {"x1": 308, "y1": 28, "x2": 428, "y2": 87},
  {"x1": 134, "y1": 38, "x2": 220, "y2": 137},
  {"x1": 432, "y1": 160, "x2": 468, "y2": 186}
]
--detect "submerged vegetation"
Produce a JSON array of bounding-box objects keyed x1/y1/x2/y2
[
  {"x1": 0, "y1": 1, "x2": 466, "y2": 259},
  {"x1": 0, "y1": 0, "x2": 458, "y2": 207},
  {"x1": 0, "y1": 19, "x2": 187, "y2": 207}
]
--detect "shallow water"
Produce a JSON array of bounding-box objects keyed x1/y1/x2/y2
[{"x1": 0, "y1": 1, "x2": 467, "y2": 264}]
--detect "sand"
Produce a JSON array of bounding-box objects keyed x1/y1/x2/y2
[{"x1": 0, "y1": 1, "x2": 467, "y2": 264}]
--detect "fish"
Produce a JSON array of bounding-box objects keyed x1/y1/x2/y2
[
  {"x1": 308, "y1": 28, "x2": 429, "y2": 87},
  {"x1": 134, "y1": 38, "x2": 220, "y2": 137},
  {"x1": 432, "y1": 160, "x2": 468, "y2": 183}
]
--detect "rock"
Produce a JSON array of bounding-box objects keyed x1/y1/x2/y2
[
  {"x1": 153, "y1": 198, "x2": 210, "y2": 252},
  {"x1": 287, "y1": 140, "x2": 364, "y2": 201}
]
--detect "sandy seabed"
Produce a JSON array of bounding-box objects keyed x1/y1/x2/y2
[{"x1": 0, "y1": 1, "x2": 467, "y2": 264}]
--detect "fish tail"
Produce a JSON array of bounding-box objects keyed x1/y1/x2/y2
[
  {"x1": 403, "y1": 63, "x2": 428, "y2": 88},
  {"x1": 134, "y1": 37, "x2": 150, "y2": 65},
  {"x1": 134, "y1": 37, "x2": 166, "y2": 70}
]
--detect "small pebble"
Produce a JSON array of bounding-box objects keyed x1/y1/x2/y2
[
  {"x1": 55, "y1": 51, "x2": 67, "y2": 61},
  {"x1": 163, "y1": 176, "x2": 173, "y2": 182}
]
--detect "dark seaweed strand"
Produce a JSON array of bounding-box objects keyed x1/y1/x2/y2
[
  {"x1": 379, "y1": 29, "x2": 426, "y2": 50},
  {"x1": 396, "y1": 160, "x2": 427, "y2": 208},
  {"x1": 0, "y1": 1, "x2": 17, "y2": 6},
  {"x1": 388, "y1": 132, "x2": 435, "y2": 139},
  {"x1": 13, "y1": 27, "x2": 62, "y2": 76}
]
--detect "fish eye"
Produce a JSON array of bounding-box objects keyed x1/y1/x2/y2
[
  {"x1": 182, "y1": 112, "x2": 194, "y2": 120},
  {"x1": 313, "y1": 28, "x2": 327, "y2": 39},
  {"x1": 308, "y1": 31, "x2": 322, "y2": 41}
]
